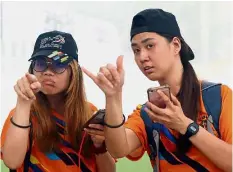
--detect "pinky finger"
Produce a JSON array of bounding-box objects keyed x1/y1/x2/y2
[{"x1": 14, "y1": 85, "x2": 30, "y2": 101}]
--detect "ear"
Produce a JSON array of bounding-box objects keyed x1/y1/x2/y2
[{"x1": 171, "y1": 37, "x2": 181, "y2": 56}]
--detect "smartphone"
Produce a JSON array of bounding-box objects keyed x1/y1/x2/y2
[
  {"x1": 147, "y1": 85, "x2": 171, "y2": 108},
  {"x1": 83, "y1": 109, "x2": 105, "y2": 129}
]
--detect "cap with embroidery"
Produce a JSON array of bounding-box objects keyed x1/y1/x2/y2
[{"x1": 29, "y1": 30, "x2": 78, "y2": 61}]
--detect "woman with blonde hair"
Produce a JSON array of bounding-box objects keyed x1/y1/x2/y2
[{"x1": 1, "y1": 30, "x2": 115, "y2": 172}]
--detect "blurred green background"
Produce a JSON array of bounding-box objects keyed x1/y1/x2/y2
[{"x1": 1, "y1": 154, "x2": 152, "y2": 172}]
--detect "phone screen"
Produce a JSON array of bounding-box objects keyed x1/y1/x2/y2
[
  {"x1": 147, "y1": 85, "x2": 171, "y2": 108},
  {"x1": 83, "y1": 109, "x2": 105, "y2": 129}
]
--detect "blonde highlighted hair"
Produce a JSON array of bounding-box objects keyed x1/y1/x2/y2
[{"x1": 29, "y1": 60, "x2": 93, "y2": 157}]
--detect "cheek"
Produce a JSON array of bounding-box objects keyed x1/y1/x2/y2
[
  {"x1": 55, "y1": 70, "x2": 71, "y2": 91},
  {"x1": 33, "y1": 71, "x2": 42, "y2": 80},
  {"x1": 134, "y1": 55, "x2": 144, "y2": 71},
  {"x1": 152, "y1": 47, "x2": 171, "y2": 68}
]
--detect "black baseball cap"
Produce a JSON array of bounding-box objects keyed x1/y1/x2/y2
[
  {"x1": 29, "y1": 30, "x2": 78, "y2": 61},
  {"x1": 130, "y1": 9, "x2": 194, "y2": 61}
]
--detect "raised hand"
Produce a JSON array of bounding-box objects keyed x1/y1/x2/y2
[
  {"x1": 82, "y1": 55, "x2": 124, "y2": 97},
  {"x1": 14, "y1": 73, "x2": 41, "y2": 103}
]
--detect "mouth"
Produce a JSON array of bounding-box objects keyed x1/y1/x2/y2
[
  {"x1": 42, "y1": 79, "x2": 55, "y2": 86},
  {"x1": 143, "y1": 66, "x2": 154, "y2": 74}
]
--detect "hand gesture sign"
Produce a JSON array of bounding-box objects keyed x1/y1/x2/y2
[{"x1": 82, "y1": 55, "x2": 124, "y2": 97}]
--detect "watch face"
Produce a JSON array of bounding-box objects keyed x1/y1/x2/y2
[
  {"x1": 185, "y1": 122, "x2": 199, "y2": 138},
  {"x1": 190, "y1": 125, "x2": 198, "y2": 133}
]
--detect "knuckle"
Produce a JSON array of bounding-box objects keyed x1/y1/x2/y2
[
  {"x1": 22, "y1": 76, "x2": 27, "y2": 81},
  {"x1": 107, "y1": 63, "x2": 111, "y2": 68},
  {"x1": 100, "y1": 66, "x2": 106, "y2": 72},
  {"x1": 164, "y1": 97, "x2": 170, "y2": 102},
  {"x1": 108, "y1": 64, "x2": 116, "y2": 70}
]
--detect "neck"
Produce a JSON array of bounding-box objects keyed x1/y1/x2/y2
[
  {"x1": 158, "y1": 59, "x2": 183, "y2": 96},
  {"x1": 47, "y1": 94, "x2": 65, "y2": 114}
]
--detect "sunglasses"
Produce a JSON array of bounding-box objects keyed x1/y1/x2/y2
[{"x1": 31, "y1": 56, "x2": 72, "y2": 74}]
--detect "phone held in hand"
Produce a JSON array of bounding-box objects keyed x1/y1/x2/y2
[
  {"x1": 83, "y1": 109, "x2": 105, "y2": 130},
  {"x1": 147, "y1": 85, "x2": 171, "y2": 108}
]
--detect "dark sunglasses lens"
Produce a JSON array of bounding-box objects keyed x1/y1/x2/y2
[
  {"x1": 32, "y1": 58, "x2": 47, "y2": 72},
  {"x1": 52, "y1": 62, "x2": 68, "y2": 73}
]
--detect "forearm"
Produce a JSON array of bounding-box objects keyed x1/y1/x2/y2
[
  {"x1": 104, "y1": 93, "x2": 129, "y2": 158},
  {"x1": 96, "y1": 152, "x2": 116, "y2": 172},
  {"x1": 3, "y1": 101, "x2": 31, "y2": 169},
  {"x1": 189, "y1": 126, "x2": 232, "y2": 172}
]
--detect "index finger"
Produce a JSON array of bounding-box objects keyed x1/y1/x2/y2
[
  {"x1": 88, "y1": 124, "x2": 104, "y2": 131},
  {"x1": 157, "y1": 90, "x2": 173, "y2": 109},
  {"x1": 146, "y1": 101, "x2": 165, "y2": 116},
  {"x1": 25, "y1": 73, "x2": 38, "y2": 84},
  {"x1": 81, "y1": 67, "x2": 98, "y2": 84},
  {"x1": 170, "y1": 93, "x2": 181, "y2": 107}
]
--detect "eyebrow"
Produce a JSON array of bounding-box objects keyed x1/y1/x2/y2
[{"x1": 131, "y1": 38, "x2": 155, "y2": 47}]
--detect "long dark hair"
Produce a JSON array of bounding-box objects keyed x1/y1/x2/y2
[{"x1": 161, "y1": 34, "x2": 200, "y2": 153}]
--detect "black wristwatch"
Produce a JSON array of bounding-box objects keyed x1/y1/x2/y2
[{"x1": 184, "y1": 122, "x2": 199, "y2": 139}]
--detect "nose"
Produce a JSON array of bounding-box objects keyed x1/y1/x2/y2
[
  {"x1": 138, "y1": 49, "x2": 150, "y2": 63},
  {"x1": 43, "y1": 64, "x2": 55, "y2": 76}
]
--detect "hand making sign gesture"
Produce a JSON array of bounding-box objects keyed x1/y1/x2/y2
[{"x1": 82, "y1": 55, "x2": 125, "y2": 97}]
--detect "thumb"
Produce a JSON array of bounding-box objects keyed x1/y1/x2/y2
[
  {"x1": 25, "y1": 73, "x2": 38, "y2": 84},
  {"x1": 116, "y1": 55, "x2": 124, "y2": 73}
]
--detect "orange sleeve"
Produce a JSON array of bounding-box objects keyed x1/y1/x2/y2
[
  {"x1": 219, "y1": 85, "x2": 232, "y2": 143},
  {"x1": 124, "y1": 106, "x2": 148, "y2": 161},
  {"x1": 0, "y1": 108, "x2": 16, "y2": 159},
  {"x1": 88, "y1": 102, "x2": 98, "y2": 112},
  {"x1": 1, "y1": 108, "x2": 16, "y2": 149}
]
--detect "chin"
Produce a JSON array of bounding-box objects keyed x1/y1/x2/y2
[
  {"x1": 41, "y1": 89, "x2": 59, "y2": 95},
  {"x1": 145, "y1": 73, "x2": 161, "y2": 81}
]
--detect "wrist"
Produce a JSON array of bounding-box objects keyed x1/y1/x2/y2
[
  {"x1": 93, "y1": 142, "x2": 107, "y2": 155},
  {"x1": 15, "y1": 99, "x2": 32, "y2": 124},
  {"x1": 17, "y1": 97, "x2": 33, "y2": 107},
  {"x1": 105, "y1": 91, "x2": 122, "y2": 100},
  {"x1": 179, "y1": 117, "x2": 193, "y2": 135}
]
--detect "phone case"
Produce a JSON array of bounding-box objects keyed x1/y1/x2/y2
[
  {"x1": 83, "y1": 109, "x2": 105, "y2": 129},
  {"x1": 147, "y1": 85, "x2": 171, "y2": 108}
]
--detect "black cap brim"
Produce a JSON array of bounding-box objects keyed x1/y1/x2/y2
[{"x1": 28, "y1": 50, "x2": 58, "y2": 61}]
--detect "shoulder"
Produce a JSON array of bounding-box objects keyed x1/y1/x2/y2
[{"x1": 220, "y1": 84, "x2": 232, "y2": 99}]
